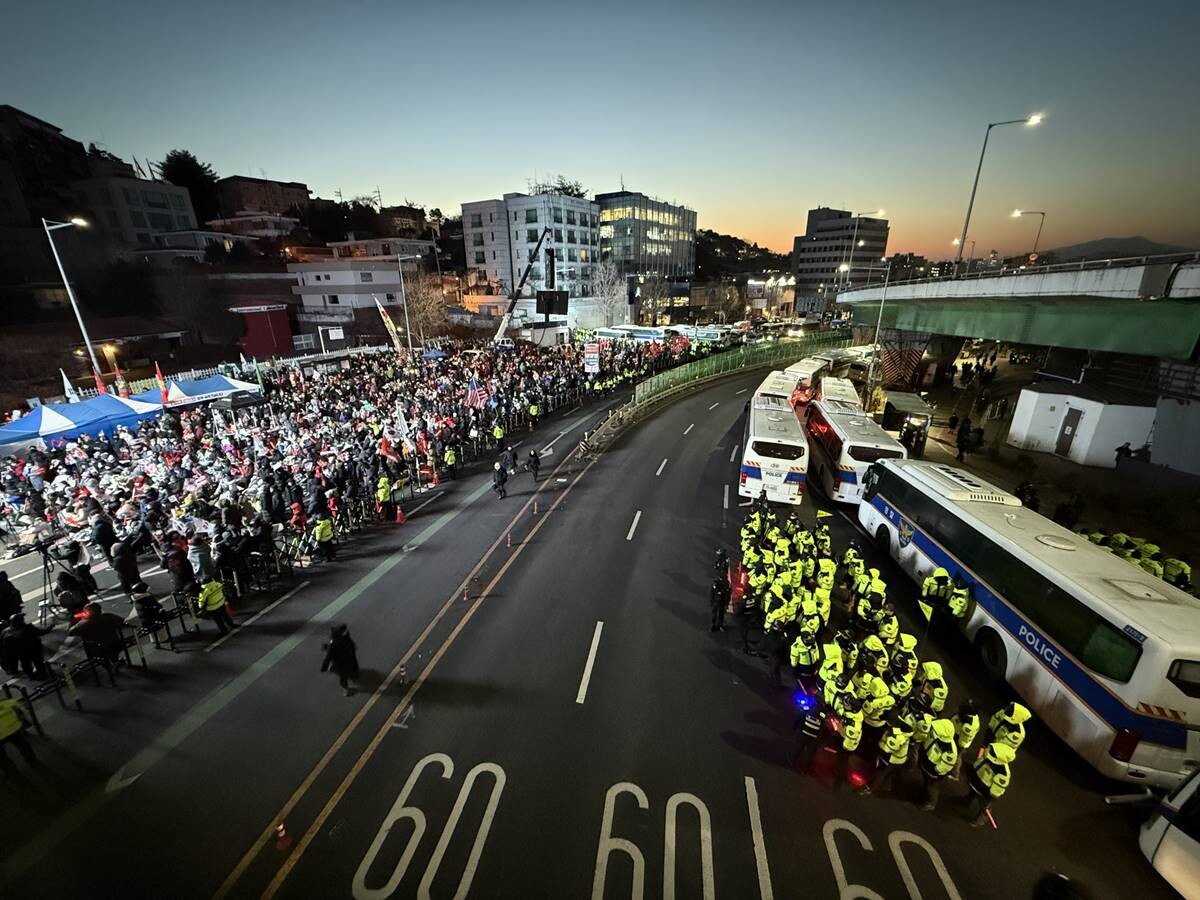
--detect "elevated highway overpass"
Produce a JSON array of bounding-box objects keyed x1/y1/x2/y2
[{"x1": 839, "y1": 253, "x2": 1200, "y2": 360}]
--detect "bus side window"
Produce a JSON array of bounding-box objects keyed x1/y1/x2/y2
[{"x1": 862, "y1": 464, "x2": 881, "y2": 500}]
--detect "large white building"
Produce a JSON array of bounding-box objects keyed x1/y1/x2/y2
[
  {"x1": 462, "y1": 192, "x2": 600, "y2": 299},
  {"x1": 287, "y1": 257, "x2": 416, "y2": 325}
]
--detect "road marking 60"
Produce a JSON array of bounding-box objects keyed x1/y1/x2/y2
[
  {"x1": 823, "y1": 819, "x2": 962, "y2": 900},
  {"x1": 352, "y1": 752, "x2": 506, "y2": 900},
  {"x1": 591, "y1": 782, "x2": 716, "y2": 900}
]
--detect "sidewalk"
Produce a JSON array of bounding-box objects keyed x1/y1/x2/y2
[{"x1": 916, "y1": 354, "x2": 1200, "y2": 570}]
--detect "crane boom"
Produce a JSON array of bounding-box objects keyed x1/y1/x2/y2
[{"x1": 494, "y1": 225, "x2": 551, "y2": 343}]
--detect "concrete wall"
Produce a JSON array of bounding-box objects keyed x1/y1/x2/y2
[
  {"x1": 1154, "y1": 397, "x2": 1200, "y2": 477},
  {"x1": 1007, "y1": 388, "x2": 1156, "y2": 468},
  {"x1": 1007, "y1": 388, "x2": 1061, "y2": 452}
]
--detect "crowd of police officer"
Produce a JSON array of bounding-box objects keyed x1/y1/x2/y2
[{"x1": 718, "y1": 495, "x2": 1031, "y2": 825}]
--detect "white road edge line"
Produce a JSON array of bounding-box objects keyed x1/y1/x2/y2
[
  {"x1": 730, "y1": 443, "x2": 740, "y2": 463},
  {"x1": 205, "y1": 580, "x2": 311, "y2": 653},
  {"x1": 708, "y1": 402, "x2": 720, "y2": 410},
  {"x1": 575, "y1": 620, "x2": 604, "y2": 704},
  {"x1": 625, "y1": 510, "x2": 642, "y2": 541},
  {"x1": 745, "y1": 776, "x2": 775, "y2": 900},
  {"x1": 683, "y1": 423, "x2": 695, "y2": 435},
  {"x1": 723, "y1": 484, "x2": 730, "y2": 510},
  {"x1": 655, "y1": 458, "x2": 668, "y2": 477},
  {"x1": 735, "y1": 388, "x2": 748, "y2": 395}
]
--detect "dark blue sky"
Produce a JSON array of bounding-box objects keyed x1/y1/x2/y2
[{"x1": 5, "y1": 0, "x2": 1198, "y2": 255}]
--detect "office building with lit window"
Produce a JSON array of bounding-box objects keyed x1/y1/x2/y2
[
  {"x1": 461, "y1": 192, "x2": 600, "y2": 298},
  {"x1": 791, "y1": 207, "x2": 889, "y2": 314},
  {"x1": 595, "y1": 191, "x2": 696, "y2": 279}
]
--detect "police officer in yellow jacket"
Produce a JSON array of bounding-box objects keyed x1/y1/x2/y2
[
  {"x1": 860, "y1": 713, "x2": 913, "y2": 796},
  {"x1": 197, "y1": 578, "x2": 236, "y2": 635},
  {"x1": 892, "y1": 633, "x2": 919, "y2": 677},
  {"x1": 1164, "y1": 556, "x2": 1192, "y2": 590},
  {"x1": 917, "y1": 660, "x2": 949, "y2": 713},
  {"x1": 0, "y1": 696, "x2": 38, "y2": 772},
  {"x1": 967, "y1": 742, "x2": 1017, "y2": 826},
  {"x1": 987, "y1": 702, "x2": 1031, "y2": 751},
  {"x1": 950, "y1": 699, "x2": 980, "y2": 777},
  {"x1": 919, "y1": 718, "x2": 959, "y2": 810},
  {"x1": 920, "y1": 567, "x2": 953, "y2": 621},
  {"x1": 313, "y1": 514, "x2": 336, "y2": 562},
  {"x1": 834, "y1": 693, "x2": 866, "y2": 790}
]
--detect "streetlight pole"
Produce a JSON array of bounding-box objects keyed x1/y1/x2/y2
[
  {"x1": 43, "y1": 217, "x2": 101, "y2": 376},
  {"x1": 842, "y1": 208, "x2": 884, "y2": 289},
  {"x1": 1012, "y1": 209, "x2": 1047, "y2": 255},
  {"x1": 863, "y1": 260, "x2": 892, "y2": 409},
  {"x1": 954, "y1": 114, "x2": 1043, "y2": 276}
]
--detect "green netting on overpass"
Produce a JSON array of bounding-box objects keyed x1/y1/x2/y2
[{"x1": 850, "y1": 297, "x2": 1200, "y2": 360}]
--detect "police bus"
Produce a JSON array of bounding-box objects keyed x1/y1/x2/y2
[
  {"x1": 805, "y1": 403, "x2": 906, "y2": 504},
  {"x1": 815, "y1": 376, "x2": 863, "y2": 409},
  {"x1": 754, "y1": 370, "x2": 801, "y2": 404},
  {"x1": 859, "y1": 459, "x2": 1200, "y2": 787},
  {"x1": 783, "y1": 357, "x2": 829, "y2": 407},
  {"x1": 739, "y1": 389, "x2": 808, "y2": 505}
]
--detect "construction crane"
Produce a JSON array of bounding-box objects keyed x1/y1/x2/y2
[{"x1": 494, "y1": 226, "x2": 552, "y2": 344}]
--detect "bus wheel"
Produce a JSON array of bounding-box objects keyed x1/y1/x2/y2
[
  {"x1": 874, "y1": 525, "x2": 891, "y2": 554},
  {"x1": 976, "y1": 628, "x2": 1007, "y2": 683}
]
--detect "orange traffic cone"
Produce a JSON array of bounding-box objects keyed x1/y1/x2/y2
[
  {"x1": 431, "y1": 468, "x2": 440, "y2": 486},
  {"x1": 506, "y1": 532, "x2": 512, "y2": 548},
  {"x1": 276, "y1": 822, "x2": 294, "y2": 851},
  {"x1": 463, "y1": 589, "x2": 469, "y2": 603},
  {"x1": 395, "y1": 505, "x2": 406, "y2": 525}
]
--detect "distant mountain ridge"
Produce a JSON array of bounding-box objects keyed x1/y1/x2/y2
[{"x1": 1046, "y1": 236, "x2": 1195, "y2": 261}]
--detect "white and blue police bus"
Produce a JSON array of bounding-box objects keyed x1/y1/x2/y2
[
  {"x1": 783, "y1": 357, "x2": 830, "y2": 407},
  {"x1": 739, "y1": 390, "x2": 808, "y2": 505},
  {"x1": 815, "y1": 376, "x2": 863, "y2": 409},
  {"x1": 804, "y1": 401, "x2": 906, "y2": 504},
  {"x1": 754, "y1": 369, "x2": 800, "y2": 405},
  {"x1": 859, "y1": 459, "x2": 1200, "y2": 787}
]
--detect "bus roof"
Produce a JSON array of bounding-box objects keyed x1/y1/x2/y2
[
  {"x1": 750, "y1": 397, "x2": 807, "y2": 443},
  {"x1": 883, "y1": 460, "x2": 1200, "y2": 643},
  {"x1": 755, "y1": 370, "x2": 798, "y2": 399},
  {"x1": 818, "y1": 377, "x2": 862, "y2": 407},
  {"x1": 784, "y1": 357, "x2": 828, "y2": 381},
  {"x1": 818, "y1": 406, "x2": 906, "y2": 450}
]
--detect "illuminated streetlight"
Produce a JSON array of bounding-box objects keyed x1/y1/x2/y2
[
  {"x1": 42, "y1": 217, "x2": 101, "y2": 376},
  {"x1": 954, "y1": 113, "x2": 1044, "y2": 274},
  {"x1": 1012, "y1": 209, "x2": 1048, "y2": 255}
]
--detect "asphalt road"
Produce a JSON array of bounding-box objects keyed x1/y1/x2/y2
[{"x1": 0, "y1": 371, "x2": 1175, "y2": 900}]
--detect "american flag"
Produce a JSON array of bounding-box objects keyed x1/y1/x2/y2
[{"x1": 466, "y1": 377, "x2": 489, "y2": 409}]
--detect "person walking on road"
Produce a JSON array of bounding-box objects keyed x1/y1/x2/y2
[
  {"x1": 709, "y1": 575, "x2": 730, "y2": 632},
  {"x1": 527, "y1": 449, "x2": 541, "y2": 481},
  {"x1": 0, "y1": 573, "x2": 22, "y2": 620},
  {"x1": 966, "y1": 741, "x2": 1016, "y2": 826},
  {"x1": 322, "y1": 623, "x2": 360, "y2": 696},
  {"x1": 0, "y1": 696, "x2": 39, "y2": 776},
  {"x1": 492, "y1": 462, "x2": 508, "y2": 500},
  {"x1": 500, "y1": 445, "x2": 515, "y2": 475}
]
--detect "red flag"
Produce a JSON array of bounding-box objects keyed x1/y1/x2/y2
[
  {"x1": 113, "y1": 363, "x2": 130, "y2": 398},
  {"x1": 155, "y1": 361, "x2": 169, "y2": 404},
  {"x1": 93, "y1": 368, "x2": 108, "y2": 395}
]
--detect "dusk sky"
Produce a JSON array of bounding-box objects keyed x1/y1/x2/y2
[{"x1": 5, "y1": 0, "x2": 1199, "y2": 258}]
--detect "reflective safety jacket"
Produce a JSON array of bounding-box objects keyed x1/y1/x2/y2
[
  {"x1": 952, "y1": 711, "x2": 981, "y2": 750},
  {"x1": 988, "y1": 703, "x2": 1031, "y2": 750},
  {"x1": 443, "y1": 448, "x2": 457, "y2": 466},
  {"x1": 893, "y1": 634, "x2": 919, "y2": 677},
  {"x1": 879, "y1": 723, "x2": 913, "y2": 765},
  {"x1": 859, "y1": 635, "x2": 890, "y2": 675},
  {"x1": 493, "y1": 424, "x2": 505, "y2": 440},
  {"x1": 920, "y1": 719, "x2": 959, "y2": 778},
  {"x1": 198, "y1": 579, "x2": 226, "y2": 613},
  {"x1": 813, "y1": 585, "x2": 832, "y2": 626},
  {"x1": 742, "y1": 546, "x2": 762, "y2": 569},
  {"x1": 0, "y1": 698, "x2": 25, "y2": 741},
  {"x1": 818, "y1": 644, "x2": 845, "y2": 685},
  {"x1": 919, "y1": 661, "x2": 949, "y2": 712},
  {"x1": 922, "y1": 567, "x2": 953, "y2": 599},
  {"x1": 839, "y1": 708, "x2": 865, "y2": 752},
  {"x1": 313, "y1": 518, "x2": 334, "y2": 543},
  {"x1": 375, "y1": 476, "x2": 391, "y2": 503},
  {"x1": 1139, "y1": 557, "x2": 1164, "y2": 578},
  {"x1": 816, "y1": 557, "x2": 837, "y2": 590},
  {"x1": 876, "y1": 612, "x2": 899, "y2": 645},
  {"x1": 886, "y1": 668, "x2": 913, "y2": 700},
  {"x1": 948, "y1": 584, "x2": 970, "y2": 618},
  {"x1": 860, "y1": 676, "x2": 896, "y2": 728},
  {"x1": 823, "y1": 675, "x2": 848, "y2": 709},
  {"x1": 971, "y1": 742, "x2": 1016, "y2": 798},
  {"x1": 790, "y1": 633, "x2": 821, "y2": 668},
  {"x1": 1164, "y1": 558, "x2": 1192, "y2": 587}
]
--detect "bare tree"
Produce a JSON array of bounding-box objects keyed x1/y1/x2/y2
[
  {"x1": 638, "y1": 276, "x2": 668, "y2": 323},
  {"x1": 403, "y1": 270, "x2": 447, "y2": 344},
  {"x1": 591, "y1": 259, "x2": 627, "y2": 327}
]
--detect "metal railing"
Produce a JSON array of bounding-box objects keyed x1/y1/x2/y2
[
  {"x1": 632, "y1": 332, "x2": 852, "y2": 406},
  {"x1": 838, "y1": 251, "x2": 1200, "y2": 295}
]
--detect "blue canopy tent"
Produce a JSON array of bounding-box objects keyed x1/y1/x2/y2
[
  {"x1": 132, "y1": 374, "x2": 260, "y2": 408},
  {"x1": 420, "y1": 348, "x2": 448, "y2": 360},
  {"x1": 0, "y1": 394, "x2": 161, "y2": 455}
]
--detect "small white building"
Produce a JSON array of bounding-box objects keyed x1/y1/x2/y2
[
  {"x1": 1006, "y1": 382, "x2": 1156, "y2": 468},
  {"x1": 287, "y1": 258, "x2": 416, "y2": 324}
]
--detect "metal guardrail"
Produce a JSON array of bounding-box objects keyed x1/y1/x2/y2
[
  {"x1": 632, "y1": 333, "x2": 852, "y2": 406},
  {"x1": 839, "y1": 250, "x2": 1200, "y2": 295}
]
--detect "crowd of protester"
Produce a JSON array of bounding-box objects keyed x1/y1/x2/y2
[{"x1": 0, "y1": 337, "x2": 714, "y2": 648}]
